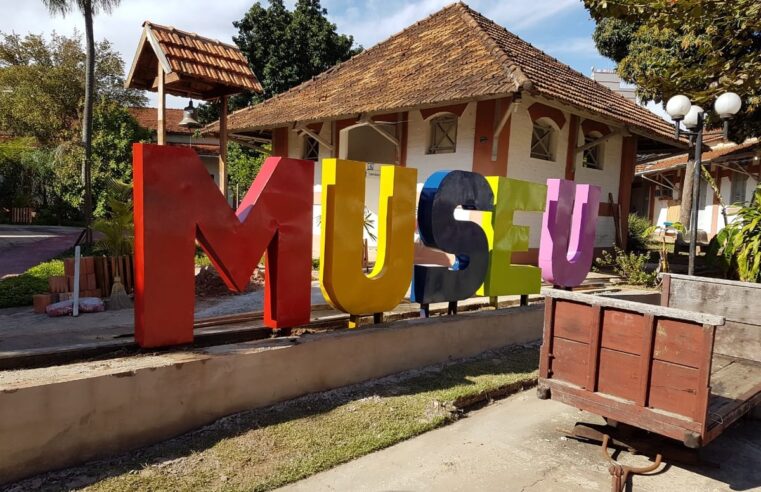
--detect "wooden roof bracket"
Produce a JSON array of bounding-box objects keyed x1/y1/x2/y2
[
  {"x1": 492, "y1": 98, "x2": 516, "y2": 160},
  {"x1": 576, "y1": 129, "x2": 622, "y2": 153},
  {"x1": 712, "y1": 161, "x2": 755, "y2": 180},
  {"x1": 640, "y1": 173, "x2": 675, "y2": 191},
  {"x1": 294, "y1": 124, "x2": 334, "y2": 152},
  {"x1": 229, "y1": 136, "x2": 270, "y2": 154},
  {"x1": 358, "y1": 114, "x2": 400, "y2": 149}
]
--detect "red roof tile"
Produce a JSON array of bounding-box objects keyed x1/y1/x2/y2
[
  {"x1": 128, "y1": 107, "x2": 193, "y2": 134},
  {"x1": 213, "y1": 2, "x2": 677, "y2": 144},
  {"x1": 636, "y1": 140, "x2": 760, "y2": 175},
  {"x1": 126, "y1": 22, "x2": 262, "y2": 98}
]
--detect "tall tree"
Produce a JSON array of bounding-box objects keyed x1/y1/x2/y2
[
  {"x1": 0, "y1": 32, "x2": 144, "y2": 144},
  {"x1": 586, "y1": 0, "x2": 761, "y2": 225},
  {"x1": 198, "y1": 0, "x2": 360, "y2": 124},
  {"x1": 41, "y1": 0, "x2": 121, "y2": 240}
]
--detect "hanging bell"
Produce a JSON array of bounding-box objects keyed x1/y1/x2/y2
[{"x1": 179, "y1": 100, "x2": 201, "y2": 128}]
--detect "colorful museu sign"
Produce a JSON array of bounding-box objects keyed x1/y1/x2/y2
[{"x1": 133, "y1": 144, "x2": 600, "y2": 348}]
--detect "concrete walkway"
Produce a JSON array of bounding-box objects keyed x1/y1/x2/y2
[
  {"x1": 0, "y1": 225, "x2": 82, "y2": 278},
  {"x1": 280, "y1": 390, "x2": 761, "y2": 491}
]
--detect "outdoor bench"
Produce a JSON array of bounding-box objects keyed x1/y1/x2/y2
[{"x1": 537, "y1": 274, "x2": 761, "y2": 448}]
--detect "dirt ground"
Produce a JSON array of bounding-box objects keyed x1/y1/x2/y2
[{"x1": 0, "y1": 282, "x2": 329, "y2": 353}]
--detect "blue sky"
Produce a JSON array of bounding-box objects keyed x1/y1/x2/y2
[{"x1": 3, "y1": 1, "x2": 616, "y2": 108}]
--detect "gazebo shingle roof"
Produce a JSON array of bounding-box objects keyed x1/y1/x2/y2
[
  {"x1": 214, "y1": 2, "x2": 678, "y2": 144},
  {"x1": 126, "y1": 22, "x2": 262, "y2": 99}
]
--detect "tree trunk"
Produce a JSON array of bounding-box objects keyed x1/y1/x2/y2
[
  {"x1": 82, "y1": 0, "x2": 95, "y2": 244},
  {"x1": 679, "y1": 149, "x2": 696, "y2": 227}
]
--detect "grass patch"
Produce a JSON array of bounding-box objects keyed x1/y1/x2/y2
[
  {"x1": 0, "y1": 259, "x2": 64, "y2": 308},
  {"x1": 25, "y1": 345, "x2": 538, "y2": 492}
]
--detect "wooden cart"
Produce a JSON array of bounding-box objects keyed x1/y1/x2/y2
[{"x1": 538, "y1": 274, "x2": 761, "y2": 448}]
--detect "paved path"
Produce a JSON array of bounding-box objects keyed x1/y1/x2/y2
[
  {"x1": 0, "y1": 225, "x2": 82, "y2": 278},
  {"x1": 280, "y1": 390, "x2": 761, "y2": 491}
]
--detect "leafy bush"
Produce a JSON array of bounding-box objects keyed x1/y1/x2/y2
[
  {"x1": 594, "y1": 247, "x2": 657, "y2": 287},
  {"x1": 627, "y1": 213, "x2": 652, "y2": 252},
  {"x1": 707, "y1": 185, "x2": 761, "y2": 282},
  {"x1": 92, "y1": 179, "x2": 133, "y2": 256},
  {"x1": 0, "y1": 259, "x2": 64, "y2": 308}
]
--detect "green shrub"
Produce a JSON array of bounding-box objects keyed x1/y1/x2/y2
[
  {"x1": 707, "y1": 185, "x2": 761, "y2": 282},
  {"x1": 594, "y1": 247, "x2": 657, "y2": 287},
  {"x1": 0, "y1": 259, "x2": 64, "y2": 308},
  {"x1": 312, "y1": 258, "x2": 320, "y2": 270},
  {"x1": 627, "y1": 213, "x2": 652, "y2": 252}
]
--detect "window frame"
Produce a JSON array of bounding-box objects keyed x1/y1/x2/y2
[
  {"x1": 428, "y1": 114, "x2": 458, "y2": 154},
  {"x1": 581, "y1": 134, "x2": 604, "y2": 170},
  {"x1": 302, "y1": 135, "x2": 320, "y2": 161},
  {"x1": 530, "y1": 122, "x2": 555, "y2": 161}
]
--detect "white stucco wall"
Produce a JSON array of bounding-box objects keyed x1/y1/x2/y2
[
  {"x1": 406, "y1": 102, "x2": 477, "y2": 184},
  {"x1": 290, "y1": 97, "x2": 629, "y2": 252},
  {"x1": 506, "y1": 98, "x2": 624, "y2": 249}
]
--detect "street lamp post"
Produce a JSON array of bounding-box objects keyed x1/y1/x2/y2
[{"x1": 666, "y1": 92, "x2": 742, "y2": 276}]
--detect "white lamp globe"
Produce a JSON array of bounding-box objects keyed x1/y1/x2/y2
[
  {"x1": 666, "y1": 95, "x2": 692, "y2": 120},
  {"x1": 683, "y1": 105, "x2": 704, "y2": 129},
  {"x1": 714, "y1": 92, "x2": 742, "y2": 119}
]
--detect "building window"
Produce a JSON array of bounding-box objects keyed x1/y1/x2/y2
[
  {"x1": 303, "y1": 136, "x2": 319, "y2": 161},
  {"x1": 582, "y1": 136, "x2": 603, "y2": 170},
  {"x1": 530, "y1": 122, "x2": 555, "y2": 161},
  {"x1": 428, "y1": 115, "x2": 457, "y2": 154},
  {"x1": 730, "y1": 173, "x2": 748, "y2": 205}
]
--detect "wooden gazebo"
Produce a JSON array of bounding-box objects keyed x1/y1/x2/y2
[{"x1": 126, "y1": 21, "x2": 262, "y2": 197}]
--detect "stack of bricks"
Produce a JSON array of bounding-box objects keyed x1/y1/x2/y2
[
  {"x1": 33, "y1": 258, "x2": 106, "y2": 314},
  {"x1": 63, "y1": 257, "x2": 102, "y2": 299}
]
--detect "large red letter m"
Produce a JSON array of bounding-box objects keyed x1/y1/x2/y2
[{"x1": 133, "y1": 144, "x2": 313, "y2": 348}]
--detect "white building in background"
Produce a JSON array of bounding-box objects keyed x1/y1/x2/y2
[{"x1": 210, "y1": 3, "x2": 684, "y2": 262}]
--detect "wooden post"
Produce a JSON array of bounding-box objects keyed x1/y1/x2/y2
[
  {"x1": 219, "y1": 95, "x2": 228, "y2": 198},
  {"x1": 157, "y1": 65, "x2": 166, "y2": 146}
]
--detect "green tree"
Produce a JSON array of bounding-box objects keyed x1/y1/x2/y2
[
  {"x1": 198, "y1": 0, "x2": 360, "y2": 123},
  {"x1": 226, "y1": 142, "x2": 267, "y2": 201},
  {"x1": 0, "y1": 32, "x2": 143, "y2": 143},
  {"x1": 585, "y1": 0, "x2": 761, "y2": 140},
  {"x1": 586, "y1": 0, "x2": 761, "y2": 228},
  {"x1": 41, "y1": 0, "x2": 122, "y2": 240}
]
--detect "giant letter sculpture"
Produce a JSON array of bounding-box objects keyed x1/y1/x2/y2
[
  {"x1": 411, "y1": 170, "x2": 494, "y2": 305},
  {"x1": 478, "y1": 177, "x2": 547, "y2": 297},
  {"x1": 538, "y1": 179, "x2": 601, "y2": 288},
  {"x1": 134, "y1": 144, "x2": 313, "y2": 348},
  {"x1": 320, "y1": 159, "x2": 417, "y2": 315}
]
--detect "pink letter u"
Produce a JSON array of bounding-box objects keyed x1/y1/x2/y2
[{"x1": 539, "y1": 179, "x2": 601, "y2": 288}]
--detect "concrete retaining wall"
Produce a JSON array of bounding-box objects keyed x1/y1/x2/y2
[{"x1": 0, "y1": 305, "x2": 543, "y2": 484}]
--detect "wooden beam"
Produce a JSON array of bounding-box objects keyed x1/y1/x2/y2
[
  {"x1": 230, "y1": 139, "x2": 269, "y2": 154},
  {"x1": 359, "y1": 115, "x2": 400, "y2": 148},
  {"x1": 151, "y1": 71, "x2": 181, "y2": 89},
  {"x1": 219, "y1": 95, "x2": 228, "y2": 198},
  {"x1": 565, "y1": 114, "x2": 580, "y2": 180},
  {"x1": 491, "y1": 98, "x2": 513, "y2": 160},
  {"x1": 295, "y1": 125, "x2": 333, "y2": 151},
  {"x1": 576, "y1": 130, "x2": 620, "y2": 153},
  {"x1": 157, "y1": 65, "x2": 166, "y2": 146}
]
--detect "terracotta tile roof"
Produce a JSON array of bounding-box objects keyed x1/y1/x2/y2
[
  {"x1": 636, "y1": 140, "x2": 760, "y2": 175},
  {"x1": 128, "y1": 107, "x2": 193, "y2": 134},
  {"x1": 215, "y1": 2, "x2": 678, "y2": 144},
  {"x1": 126, "y1": 22, "x2": 262, "y2": 98}
]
